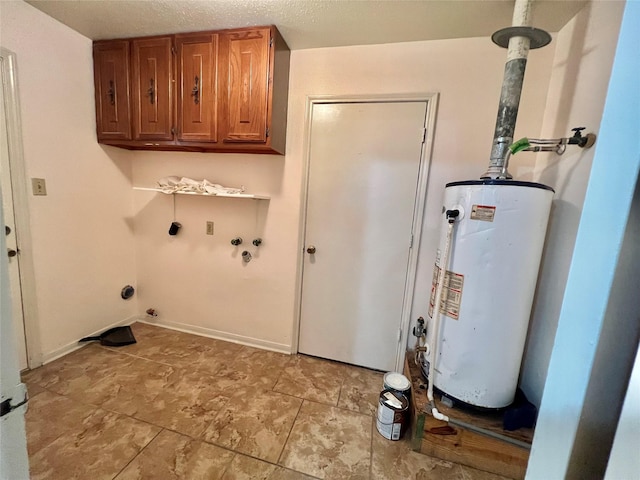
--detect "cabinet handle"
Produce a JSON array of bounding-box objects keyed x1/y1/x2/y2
[
  {"x1": 191, "y1": 76, "x2": 200, "y2": 105},
  {"x1": 107, "y1": 80, "x2": 115, "y2": 105},
  {"x1": 146, "y1": 78, "x2": 155, "y2": 105}
]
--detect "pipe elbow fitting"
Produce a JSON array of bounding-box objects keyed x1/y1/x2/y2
[{"x1": 432, "y1": 408, "x2": 450, "y2": 422}]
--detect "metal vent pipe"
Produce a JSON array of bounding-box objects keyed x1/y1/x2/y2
[{"x1": 482, "y1": 0, "x2": 551, "y2": 179}]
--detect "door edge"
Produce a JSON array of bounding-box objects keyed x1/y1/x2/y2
[{"x1": 0, "y1": 47, "x2": 43, "y2": 368}]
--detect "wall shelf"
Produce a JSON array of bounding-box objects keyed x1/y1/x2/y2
[{"x1": 133, "y1": 187, "x2": 270, "y2": 200}]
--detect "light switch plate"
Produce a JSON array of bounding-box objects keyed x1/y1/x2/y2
[
  {"x1": 32, "y1": 178, "x2": 47, "y2": 196},
  {"x1": 206, "y1": 221, "x2": 214, "y2": 235}
]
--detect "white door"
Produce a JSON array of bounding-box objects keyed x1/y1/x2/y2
[
  {"x1": 0, "y1": 65, "x2": 27, "y2": 370},
  {"x1": 0, "y1": 60, "x2": 27, "y2": 370},
  {"x1": 299, "y1": 101, "x2": 427, "y2": 372},
  {"x1": 0, "y1": 168, "x2": 30, "y2": 479}
]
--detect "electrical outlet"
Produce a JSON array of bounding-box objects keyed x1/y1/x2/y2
[
  {"x1": 206, "y1": 221, "x2": 214, "y2": 235},
  {"x1": 32, "y1": 178, "x2": 47, "y2": 196}
]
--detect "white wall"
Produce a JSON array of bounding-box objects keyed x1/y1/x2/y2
[
  {"x1": 131, "y1": 152, "x2": 293, "y2": 351},
  {"x1": 128, "y1": 36, "x2": 554, "y2": 352},
  {"x1": 0, "y1": 1, "x2": 137, "y2": 362},
  {"x1": 521, "y1": 0, "x2": 625, "y2": 407},
  {"x1": 527, "y1": 1, "x2": 639, "y2": 475}
]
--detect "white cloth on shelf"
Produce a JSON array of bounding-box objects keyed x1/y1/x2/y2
[{"x1": 156, "y1": 176, "x2": 245, "y2": 195}]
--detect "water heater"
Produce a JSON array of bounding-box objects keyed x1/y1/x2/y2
[{"x1": 429, "y1": 179, "x2": 553, "y2": 408}]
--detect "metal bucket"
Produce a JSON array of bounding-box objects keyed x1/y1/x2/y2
[
  {"x1": 383, "y1": 372, "x2": 411, "y2": 398},
  {"x1": 376, "y1": 388, "x2": 409, "y2": 441}
]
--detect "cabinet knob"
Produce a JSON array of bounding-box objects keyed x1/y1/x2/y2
[
  {"x1": 306, "y1": 245, "x2": 316, "y2": 255},
  {"x1": 7, "y1": 248, "x2": 18, "y2": 258}
]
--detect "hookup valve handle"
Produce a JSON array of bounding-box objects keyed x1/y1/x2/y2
[{"x1": 569, "y1": 127, "x2": 597, "y2": 148}]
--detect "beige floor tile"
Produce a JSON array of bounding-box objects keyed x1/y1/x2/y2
[
  {"x1": 178, "y1": 334, "x2": 245, "y2": 376},
  {"x1": 221, "y1": 454, "x2": 277, "y2": 480},
  {"x1": 80, "y1": 356, "x2": 176, "y2": 415},
  {"x1": 29, "y1": 410, "x2": 160, "y2": 480},
  {"x1": 278, "y1": 401, "x2": 372, "y2": 479},
  {"x1": 273, "y1": 355, "x2": 345, "y2": 405},
  {"x1": 221, "y1": 346, "x2": 293, "y2": 389},
  {"x1": 220, "y1": 454, "x2": 317, "y2": 480},
  {"x1": 25, "y1": 390, "x2": 105, "y2": 456},
  {"x1": 115, "y1": 429, "x2": 235, "y2": 480},
  {"x1": 102, "y1": 323, "x2": 201, "y2": 361},
  {"x1": 21, "y1": 344, "x2": 136, "y2": 396},
  {"x1": 24, "y1": 381, "x2": 46, "y2": 398},
  {"x1": 203, "y1": 387, "x2": 302, "y2": 462},
  {"x1": 24, "y1": 324, "x2": 500, "y2": 480},
  {"x1": 267, "y1": 468, "x2": 319, "y2": 480},
  {"x1": 338, "y1": 366, "x2": 385, "y2": 416},
  {"x1": 370, "y1": 425, "x2": 509, "y2": 480},
  {"x1": 134, "y1": 368, "x2": 233, "y2": 437},
  {"x1": 108, "y1": 323, "x2": 243, "y2": 376}
]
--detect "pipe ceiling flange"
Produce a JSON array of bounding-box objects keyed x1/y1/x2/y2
[{"x1": 492, "y1": 26, "x2": 552, "y2": 49}]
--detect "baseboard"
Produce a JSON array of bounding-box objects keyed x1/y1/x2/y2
[
  {"x1": 136, "y1": 317, "x2": 291, "y2": 354},
  {"x1": 41, "y1": 315, "x2": 140, "y2": 365}
]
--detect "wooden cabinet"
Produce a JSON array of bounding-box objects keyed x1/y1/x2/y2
[
  {"x1": 92, "y1": 26, "x2": 289, "y2": 155},
  {"x1": 93, "y1": 41, "x2": 131, "y2": 140},
  {"x1": 175, "y1": 33, "x2": 218, "y2": 143},
  {"x1": 132, "y1": 37, "x2": 173, "y2": 141},
  {"x1": 220, "y1": 28, "x2": 269, "y2": 144}
]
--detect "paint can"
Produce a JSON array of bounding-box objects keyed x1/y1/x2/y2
[
  {"x1": 376, "y1": 389, "x2": 409, "y2": 441},
  {"x1": 383, "y1": 372, "x2": 411, "y2": 398}
]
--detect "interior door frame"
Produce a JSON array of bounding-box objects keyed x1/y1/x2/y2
[
  {"x1": 292, "y1": 93, "x2": 439, "y2": 372},
  {"x1": 0, "y1": 47, "x2": 42, "y2": 369}
]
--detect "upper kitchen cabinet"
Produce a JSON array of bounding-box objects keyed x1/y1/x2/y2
[
  {"x1": 220, "y1": 28, "x2": 269, "y2": 144},
  {"x1": 175, "y1": 33, "x2": 218, "y2": 143},
  {"x1": 132, "y1": 37, "x2": 174, "y2": 142},
  {"x1": 218, "y1": 26, "x2": 290, "y2": 154},
  {"x1": 93, "y1": 41, "x2": 131, "y2": 141},
  {"x1": 92, "y1": 26, "x2": 290, "y2": 155}
]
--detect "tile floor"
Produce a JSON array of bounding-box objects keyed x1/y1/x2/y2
[{"x1": 22, "y1": 322, "x2": 507, "y2": 480}]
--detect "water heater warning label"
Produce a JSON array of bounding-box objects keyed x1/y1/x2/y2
[
  {"x1": 471, "y1": 204, "x2": 496, "y2": 222},
  {"x1": 428, "y1": 265, "x2": 464, "y2": 320}
]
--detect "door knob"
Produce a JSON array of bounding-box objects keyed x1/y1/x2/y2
[
  {"x1": 306, "y1": 245, "x2": 316, "y2": 254},
  {"x1": 7, "y1": 248, "x2": 18, "y2": 258}
]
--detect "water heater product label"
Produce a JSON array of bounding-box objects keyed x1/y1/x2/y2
[
  {"x1": 471, "y1": 204, "x2": 496, "y2": 222},
  {"x1": 428, "y1": 266, "x2": 464, "y2": 320}
]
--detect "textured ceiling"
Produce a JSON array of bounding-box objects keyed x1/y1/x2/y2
[{"x1": 25, "y1": 0, "x2": 588, "y2": 50}]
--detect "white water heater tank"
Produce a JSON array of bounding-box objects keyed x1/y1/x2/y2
[{"x1": 430, "y1": 179, "x2": 553, "y2": 409}]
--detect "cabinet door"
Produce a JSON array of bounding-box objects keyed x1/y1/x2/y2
[
  {"x1": 93, "y1": 41, "x2": 131, "y2": 140},
  {"x1": 220, "y1": 28, "x2": 270, "y2": 143},
  {"x1": 176, "y1": 33, "x2": 218, "y2": 142},
  {"x1": 132, "y1": 37, "x2": 173, "y2": 141}
]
